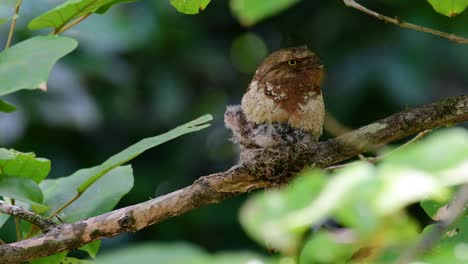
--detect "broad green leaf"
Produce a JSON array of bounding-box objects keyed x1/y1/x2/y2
[
  {"x1": 95, "y1": 242, "x2": 271, "y2": 264},
  {"x1": 95, "y1": 0, "x2": 136, "y2": 14},
  {"x1": 95, "y1": 243, "x2": 209, "y2": 264},
  {"x1": 421, "y1": 216, "x2": 468, "y2": 264},
  {"x1": 30, "y1": 252, "x2": 67, "y2": 264},
  {"x1": 40, "y1": 165, "x2": 133, "y2": 222},
  {"x1": 59, "y1": 257, "x2": 94, "y2": 264},
  {"x1": 170, "y1": 0, "x2": 211, "y2": 14},
  {"x1": 77, "y1": 114, "x2": 211, "y2": 193},
  {"x1": 0, "y1": 214, "x2": 9, "y2": 229},
  {"x1": 427, "y1": 0, "x2": 468, "y2": 17},
  {"x1": 0, "y1": 177, "x2": 46, "y2": 208},
  {"x1": 0, "y1": 99, "x2": 16, "y2": 113},
  {"x1": 374, "y1": 164, "x2": 449, "y2": 215},
  {"x1": 0, "y1": 36, "x2": 77, "y2": 96},
  {"x1": 211, "y1": 252, "x2": 270, "y2": 264},
  {"x1": 0, "y1": 148, "x2": 51, "y2": 183},
  {"x1": 383, "y1": 128, "x2": 468, "y2": 173},
  {"x1": 80, "y1": 240, "x2": 101, "y2": 258},
  {"x1": 299, "y1": 231, "x2": 357, "y2": 264},
  {"x1": 230, "y1": 0, "x2": 299, "y2": 26},
  {"x1": 240, "y1": 169, "x2": 328, "y2": 253},
  {"x1": 28, "y1": 0, "x2": 134, "y2": 30}
]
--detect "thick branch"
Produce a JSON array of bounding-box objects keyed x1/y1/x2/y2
[
  {"x1": 0, "y1": 201, "x2": 56, "y2": 231},
  {"x1": 0, "y1": 95, "x2": 467, "y2": 263}
]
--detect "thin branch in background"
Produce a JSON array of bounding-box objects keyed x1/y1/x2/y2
[
  {"x1": 343, "y1": 0, "x2": 468, "y2": 44},
  {"x1": 53, "y1": 13, "x2": 92, "y2": 35},
  {"x1": 5, "y1": 0, "x2": 23, "y2": 49},
  {"x1": 0, "y1": 201, "x2": 56, "y2": 232},
  {"x1": 324, "y1": 113, "x2": 353, "y2": 137},
  {"x1": 11, "y1": 199, "x2": 22, "y2": 241},
  {"x1": 397, "y1": 184, "x2": 468, "y2": 264}
]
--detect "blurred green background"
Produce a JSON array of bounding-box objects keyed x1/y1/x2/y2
[{"x1": 0, "y1": 0, "x2": 467, "y2": 256}]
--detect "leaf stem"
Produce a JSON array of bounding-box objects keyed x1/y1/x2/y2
[
  {"x1": 5, "y1": 0, "x2": 23, "y2": 49},
  {"x1": 53, "y1": 13, "x2": 91, "y2": 35},
  {"x1": 47, "y1": 193, "x2": 81, "y2": 220}
]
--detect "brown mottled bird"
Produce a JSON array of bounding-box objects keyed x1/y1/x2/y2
[{"x1": 225, "y1": 46, "x2": 325, "y2": 148}]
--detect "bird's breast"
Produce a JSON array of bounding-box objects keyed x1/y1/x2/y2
[{"x1": 241, "y1": 80, "x2": 325, "y2": 137}]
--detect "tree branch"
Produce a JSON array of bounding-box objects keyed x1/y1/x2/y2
[
  {"x1": 0, "y1": 201, "x2": 56, "y2": 232},
  {"x1": 0, "y1": 95, "x2": 467, "y2": 263}
]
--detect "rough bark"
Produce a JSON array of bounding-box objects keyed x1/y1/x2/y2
[{"x1": 0, "y1": 95, "x2": 467, "y2": 263}]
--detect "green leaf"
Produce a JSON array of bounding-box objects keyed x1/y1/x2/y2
[
  {"x1": 0, "y1": 177, "x2": 45, "y2": 207},
  {"x1": 0, "y1": 36, "x2": 77, "y2": 96},
  {"x1": 383, "y1": 128, "x2": 468, "y2": 173},
  {"x1": 373, "y1": 164, "x2": 449, "y2": 215},
  {"x1": 40, "y1": 165, "x2": 133, "y2": 222},
  {"x1": 230, "y1": 0, "x2": 300, "y2": 26},
  {"x1": 0, "y1": 214, "x2": 10, "y2": 229},
  {"x1": 77, "y1": 114, "x2": 211, "y2": 194},
  {"x1": 30, "y1": 252, "x2": 67, "y2": 264},
  {"x1": 0, "y1": 16, "x2": 12, "y2": 26},
  {"x1": 421, "y1": 198, "x2": 451, "y2": 219},
  {"x1": 80, "y1": 240, "x2": 101, "y2": 258},
  {"x1": 0, "y1": 99, "x2": 16, "y2": 113},
  {"x1": 29, "y1": 0, "x2": 134, "y2": 30},
  {"x1": 95, "y1": 243, "x2": 209, "y2": 264},
  {"x1": 95, "y1": 0, "x2": 136, "y2": 14},
  {"x1": 421, "y1": 216, "x2": 468, "y2": 264},
  {"x1": 60, "y1": 257, "x2": 94, "y2": 264},
  {"x1": 0, "y1": 148, "x2": 51, "y2": 183},
  {"x1": 299, "y1": 231, "x2": 357, "y2": 264},
  {"x1": 427, "y1": 0, "x2": 468, "y2": 17},
  {"x1": 240, "y1": 169, "x2": 328, "y2": 253},
  {"x1": 170, "y1": 0, "x2": 211, "y2": 15}
]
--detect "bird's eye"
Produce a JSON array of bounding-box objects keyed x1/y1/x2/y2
[{"x1": 288, "y1": 59, "x2": 298, "y2": 66}]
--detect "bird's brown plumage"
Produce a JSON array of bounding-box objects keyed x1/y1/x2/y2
[{"x1": 241, "y1": 46, "x2": 325, "y2": 140}]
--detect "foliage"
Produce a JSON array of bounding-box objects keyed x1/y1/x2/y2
[
  {"x1": 0, "y1": 36, "x2": 77, "y2": 96},
  {"x1": 427, "y1": 0, "x2": 468, "y2": 17},
  {"x1": 95, "y1": 242, "x2": 271, "y2": 264},
  {"x1": 240, "y1": 128, "x2": 468, "y2": 263},
  {"x1": 0, "y1": 0, "x2": 467, "y2": 263}
]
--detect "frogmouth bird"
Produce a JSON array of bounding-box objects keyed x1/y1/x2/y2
[{"x1": 225, "y1": 46, "x2": 325, "y2": 148}]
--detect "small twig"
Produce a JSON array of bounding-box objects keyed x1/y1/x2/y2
[
  {"x1": 11, "y1": 199, "x2": 22, "y2": 241},
  {"x1": 324, "y1": 113, "x2": 353, "y2": 137},
  {"x1": 5, "y1": 0, "x2": 23, "y2": 49},
  {"x1": 397, "y1": 184, "x2": 468, "y2": 264},
  {"x1": 0, "y1": 201, "x2": 56, "y2": 232},
  {"x1": 326, "y1": 129, "x2": 433, "y2": 171},
  {"x1": 53, "y1": 13, "x2": 91, "y2": 35},
  {"x1": 343, "y1": 0, "x2": 468, "y2": 44}
]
